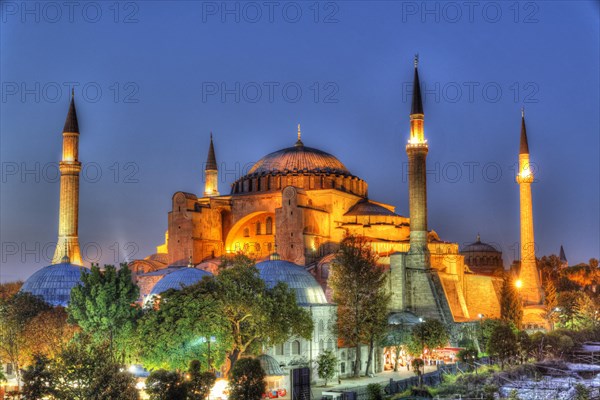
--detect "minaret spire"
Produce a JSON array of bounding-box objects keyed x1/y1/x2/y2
[
  {"x1": 411, "y1": 54, "x2": 424, "y2": 116},
  {"x1": 406, "y1": 55, "x2": 429, "y2": 258},
  {"x1": 516, "y1": 109, "x2": 542, "y2": 305},
  {"x1": 204, "y1": 133, "x2": 219, "y2": 197},
  {"x1": 520, "y1": 107, "x2": 529, "y2": 154},
  {"x1": 52, "y1": 93, "x2": 83, "y2": 265}
]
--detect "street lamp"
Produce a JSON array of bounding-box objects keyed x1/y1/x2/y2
[{"x1": 200, "y1": 336, "x2": 217, "y2": 372}]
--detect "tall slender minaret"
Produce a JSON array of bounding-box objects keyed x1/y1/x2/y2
[
  {"x1": 52, "y1": 89, "x2": 83, "y2": 265},
  {"x1": 204, "y1": 133, "x2": 219, "y2": 197},
  {"x1": 406, "y1": 54, "x2": 429, "y2": 263},
  {"x1": 516, "y1": 109, "x2": 543, "y2": 304}
]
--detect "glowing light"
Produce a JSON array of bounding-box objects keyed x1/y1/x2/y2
[
  {"x1": 128, "y1": 365, "x2": 137, "y2": 373},
  {"x1": 135, "y1": 381, "x2": 145, "y2": 390},
  {"x1": 515, "y1": 279, "x2": 523, "y2": 289},
  {"x1": 211, "y1": 378, "x2": 229, "y2": 399},
  {"x1": 520, "y1": 167, "x2": 532, "y2": 178}
]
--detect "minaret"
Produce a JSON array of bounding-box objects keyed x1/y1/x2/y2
[
  {"x1": 516, "y1": 109, "x2": 543, "y2": 304},
  {"x1": 204, "y1": 133, "x2": 219, "y2": 197},
  {"x1": 559, "y1": 245, "x2": 568, "y2": 268},
  {"x1": 406, "y1": 54, "x2": 429, "y2": 262},
  {"x1": 52, "y1": 90, "x2": 83, "y2": 265}
]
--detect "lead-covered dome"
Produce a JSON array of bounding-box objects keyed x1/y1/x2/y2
[
  {"x1": 256, "y1": 259, "x2": 328, "y2": 305},
  {"x1": 149, "y1": 267, "x2": 212, "y2": 296},
  {"x1": 249, "y1": 145, "x2": 351, "y2": 176},
  {"x1": 21, "y1": 258, "x2": 88, "y2": 307},
  {"x1": 232, "y1": 136, "x2": 367, "y2": 197}
]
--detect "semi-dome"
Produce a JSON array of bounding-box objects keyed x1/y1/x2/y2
[
  {"x1": 21, "y1": 258, "x2": 88, "y2": 307},
  {"x1": 149, "y1": 267, "x2": 212, "y2": 295},
  {"x1": 256, "y1": 259, "x2": 328, "y2": 305}
]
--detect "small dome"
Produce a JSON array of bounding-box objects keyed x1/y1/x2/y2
[
  {"x1": 461, "y1": 235, "x2": 500, "y2": 253},
  {"x1": 248, "y1": 145, "x2": 351, "y2": 176},
  {"x1": 21, "y1": 261, "x2": 88, "y2": 307},
  {"x1": 257, "y1": 354, "x2": 285, "y2": 376},
  {"x1": 256, "y1": 259, "x2": 327, "y2": 305},
  {"x1": 149, "y1": 267, "x2": 212, "y2": 295}
]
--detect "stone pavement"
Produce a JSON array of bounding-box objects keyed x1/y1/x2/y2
[{"x1": 311, "y1": 365, "x2": 438, "y2": 399}]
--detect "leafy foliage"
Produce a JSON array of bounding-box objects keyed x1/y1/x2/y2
[
  {"x1": 208, "y1": 255, "x2": 312, "y2": 375},
  {"x1": 51, "y1": 336, "x2": 139, "y2": 400},
  {"x1": 329, "y1": 235, "x2": 389, "y2": 377},
  {"x1": 68, "y1": 264, "x2": 140, "y2": 360},
  {"x1": 315, "y1": 349, "x2": 337, "y2": 386},
  {"x1": 366, "y1": 383, "x2": 383, "y2": 400},
  {"x1": 186, "y1": 360, "x2": 216, "y2": 400},
  {"x1": 409, "y1": 319, "x2": 450, "y2": 356},
  {"x1": 500, "y1": 275, "x2": 523, "y2": 328},
  {"x1": 0, "y1": 291, "x2": 51, "y2": 384},
  {"x1": 228, "y1": 357, "x2": 266, "y2": 400},
  {"x1": 22, "y1": 354, "x2": 56, "y2": 399},
  {"x1": 135, "y1": 283, "x2": 231, "y2": 371},
  {"x1": 486, "y1": 322, "x2": 517, "y2": 369},
  {"x1": 145, "y1": 370, "x2": 187, "y2": 400}
]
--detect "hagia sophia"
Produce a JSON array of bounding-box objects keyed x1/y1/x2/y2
[{"x1": 19, "y1": 58, "x2": 549, "y2": 379}]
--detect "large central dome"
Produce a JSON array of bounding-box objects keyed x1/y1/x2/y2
[
  {"x1": 231, "y1": 133, "x2": 367, "y2": 197},
  {"x1": 248, "y1": 144, "x2": 351, "y2": 176}
]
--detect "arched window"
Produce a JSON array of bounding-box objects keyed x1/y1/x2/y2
[
  {"x1": 275, "y1": 343, "x2": 284, "y2": 356},
  {"x1": 256, "y1": 221, "x2": 261, "y2": 235},
  {"x1": 291, "y1": 340, "x2": 301, "y2": 355},
  {"x1": 266, "y1": 217, "x2": 273, "y2": 235},
  {"x1": 327, "y1": 338, "x2": 334, "y2": 350},
  {"x1": 243, "y1": 227, "x2": 250, "y2": 238},
  {"x1": 319, "y1": 339, "x2": 324, "y2": 352}
]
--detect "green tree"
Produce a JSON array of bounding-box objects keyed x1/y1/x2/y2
[
  {"x1": 186, "y1": 360, "x2": 216, "y2": 400},
  {"x1": 366, "y1": 383, "x2": 383, "y2": 400},
  {"x1": 228, "y1": 357, "x2": 266, "y2": 400},
  {"x1": 486, "y1": 323, "x2": 517, "y2": 369},
  {"x1": 557, "y1": 291, "x2": 582, "y2": 329},
  {"x1": 136, "y1": 283, "x2": 231, "y2": 371},
  {"x1": 315, "y1": 349, "x2": 337, "y2": 386},
  {"x1": 329, "y1": 235, "x2": 388, "y2": 377},
  {"x1": 0, "y1": 291, "x2": 51, "y2": 385},
  {"x1": 21, "y1": 354, "x2": 56, "y2": 400},
  {"x1": 410, "y1": 319, "x2": 450, "y2": 355},
  {"x1": 145, "y1": 370, "x2": 187, "y2": 400},
  {"x1": 208, "y1": 255, "x2": 312, "y2": 376},
  {"x1": 411, "y1": 358, "x2": 424, "y2": 387},
  {"x1": 516, "y1": 330, "x2": 531, "y2": 364},
  {"x1": 500, "y1": 275, "x2": 523, "y2": 328},
  {"x1": 457, "y1": 347, "x2": 478, "y2": 371},
  {"x1": 52, "y1": 336, "x2": 139, "y2": 400},
  {"x1": 68, "y1": 264, "x2": 140, "y2": 360}
]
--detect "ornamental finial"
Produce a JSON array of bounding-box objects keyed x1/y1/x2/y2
[
  {"x1": 297, "y1": 123, "x2": 301, "y2": 141},
  {"x1": 521, "y1": 107, "x2": 525, "y2": 118}
]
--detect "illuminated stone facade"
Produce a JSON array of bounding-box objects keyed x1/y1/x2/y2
[
  {"x1": 52, "y1": 91, "x2": 83, "y2": 265},
  {"x1": 131, "y1": 60, "x2": 506, "y2": 326}
]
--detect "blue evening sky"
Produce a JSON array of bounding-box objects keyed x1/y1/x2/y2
[{"x1": 1, "y1": 1, "x2": 598, "y2": 281}]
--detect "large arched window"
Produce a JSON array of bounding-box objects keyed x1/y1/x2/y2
[
  {"x1": 243, "y1": 228, "x2": 250, "y2": 238},
  {"x1": 291, "y1": 340, "x2": 301, "y2": 355},
  {"x1": 266, "y1": 217, "x2": 273, "y2": 235},
  {"x1": 256, "y1": 221, "x2": 261, "y2": 235}
]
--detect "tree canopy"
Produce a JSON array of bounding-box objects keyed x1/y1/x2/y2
[
  {"x1": 329, "y1": 235, "x2": 389, "y2": 377},
  {"x1": 68, "y1": 263, "x2": 140, "y2": 359}
]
